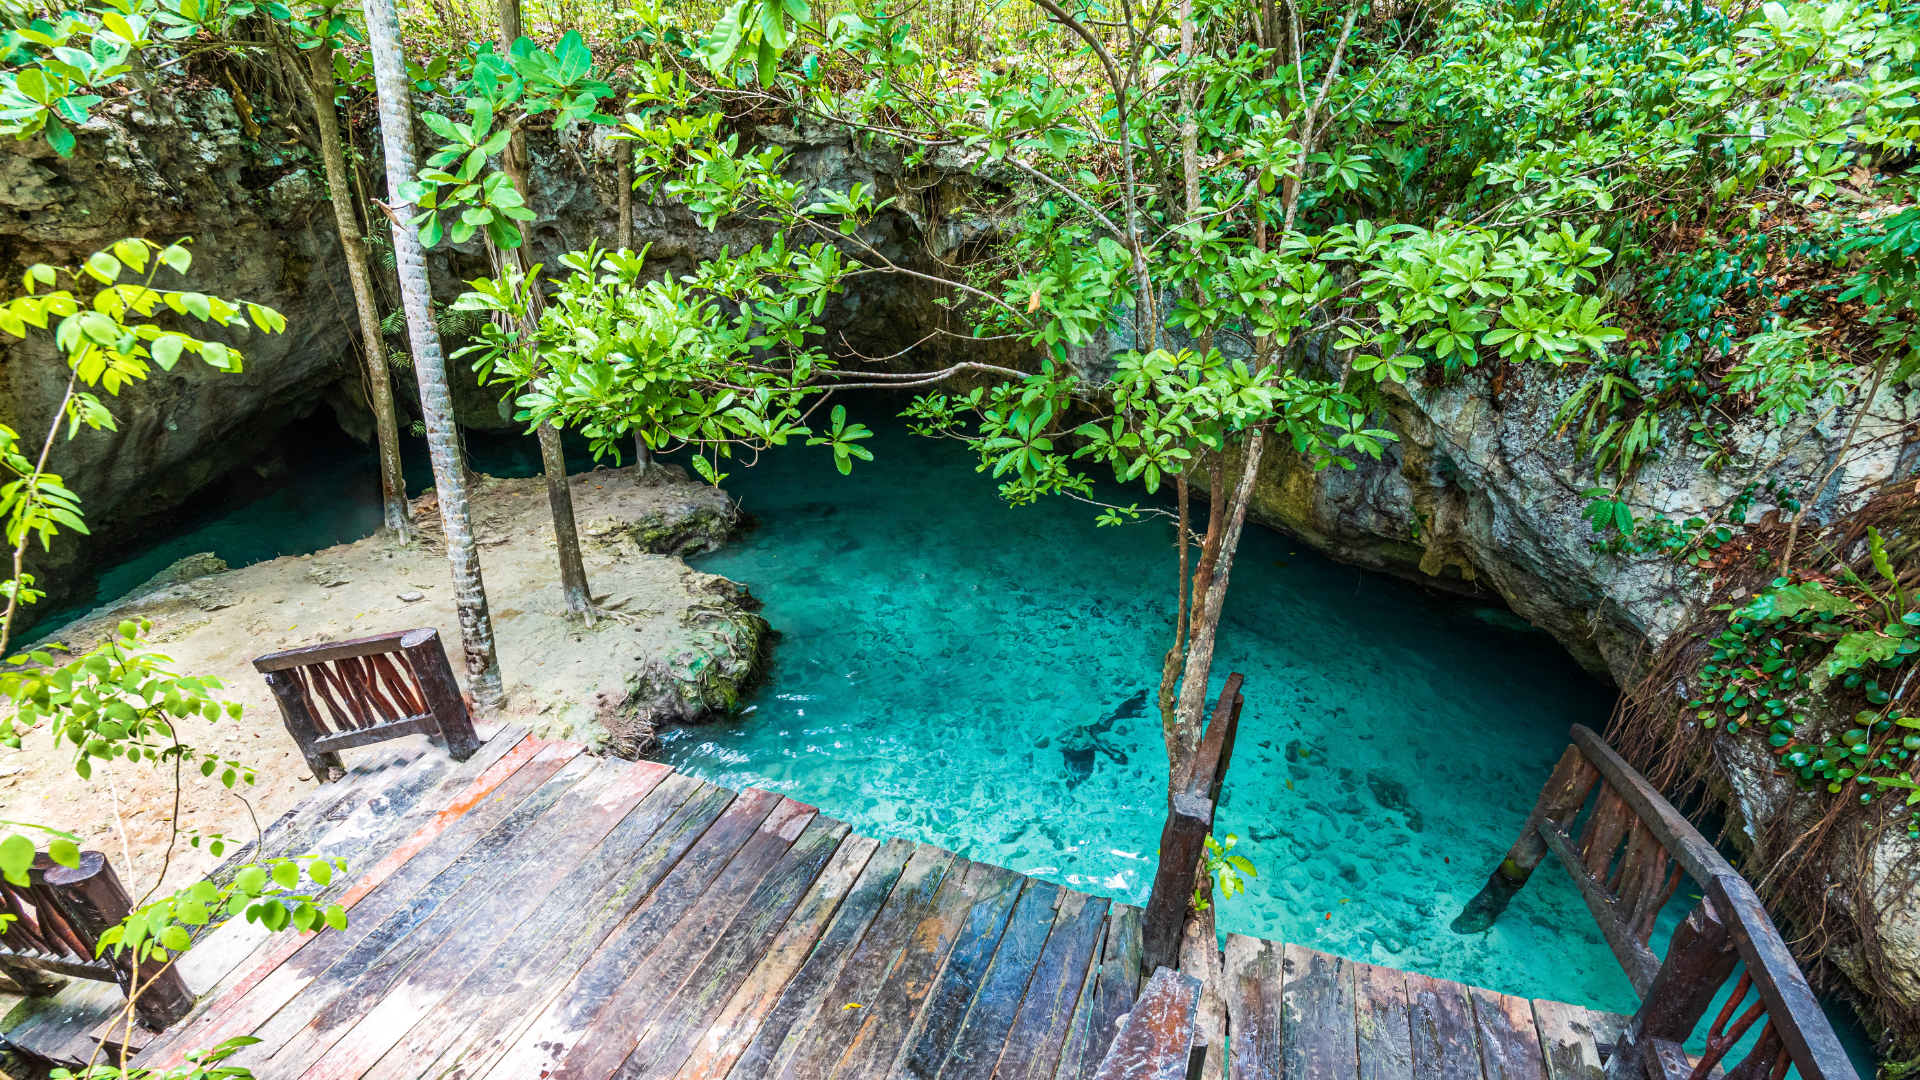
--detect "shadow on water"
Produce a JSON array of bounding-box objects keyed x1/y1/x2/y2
[{"x1": 28, "y1": 409, "x2": 1881, "y2": 1073}]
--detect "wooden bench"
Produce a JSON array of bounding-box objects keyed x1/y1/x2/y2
[
  {"x1": 253, "y1": 628, "x2": 479, "y2": 782},
  {"x1": 0, "y1": 851, "x2": 193, "y2": 1030}
]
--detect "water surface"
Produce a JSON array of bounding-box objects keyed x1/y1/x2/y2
[{"x1": 660, "y1": 422, "x2": 1644, "y2": 1010}]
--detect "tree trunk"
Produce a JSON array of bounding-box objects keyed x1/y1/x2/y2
[
  {"x1": 1169, "y1": 431, "x2": 1266, "y2": 793},
  {"x1": 538, "y1": 422, "x2": 594, "y2": 623},
  {"x1": 363, "y1": 0, "x2": 506, "y2": 709},
  {"x1": 496, "y1": 0, "x2": 521, "y2": 50},
  {"x1": 301, "y1": 41, "x2": 412, "y2": 541},
  {"x1": 616, "y1": 138, "x2": 633, "y2": 252},
  {"x1": 491, "y1": 0, "x2": 595, "y2": 623}
]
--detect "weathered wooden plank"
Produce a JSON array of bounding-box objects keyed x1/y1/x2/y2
[
  {"x1": 930, "y1": 878, "x2": 1062, "y2": 1080},
  {"x1": 138, "y1": 733, "x2": 548, "y2": 1069},
  {"x1": 1407, "y1": 972, "x2": 1480, "y2": 1080},
  {"x1": 554, "y1": 797, "x2": 820, "y2": 1080},
  {"x1": 1088, "y1": 966, "x2": 1199, "y2": 1080},
  {"x1": 622, "y1": 818, "x2": 855, "y2": 1080},
  {"x1": 1355, "y1": 964, "x2": 1414, "y2": 1080},
  {"x1": 236, "y1": 750, "x2": 604, "y2": 1076},
  {"x1": 1076, "y1": 904, "x2": 1142, "y2": 1080},
  {"x1": 167, "y1": 738, "x2": 449, "y2": 978},
  {"x1": 1472, "y1": 988, "x2": 1547, "y2": 1080},
  {"x1": 1531, "y1": 1000, "x2": 1607, "y2": 1080},
  {"x1": 835, "y1": 862, "x2": 1023, "y2": 1080},
  {"x1": 997, "y1": 891, "x2": 1109, "y2": 1080},
  {"x1": 1221, "y1": 934, "x2": 1284, "y2": 1080},
  {"x1": 1049, "y1": 913, "x2": 1110, "y2": 1080},
  {"x1": 286, "y1": 757, "x2": 673, "y2": 1080},
  {"x1": 0, "y1": 972, "x2": 125, "y2": 1070},
  {"x1": 474, "y1": 786, "x2": 778, "y2": 1080},
  {"x1": 312, "y1": 716, "x2": 437, "y2": 754},
  {"x1": 764, "y1": 845, "x2": 959, "y2": 1080},
  {"x1": 889, "y1": 862, "x2": 1026, "y2": 1080},
  {"x1": 723, "y1": 839, "x2": 916, "y2": 1080},
  {"x1": 131, "y1": 746, "x2": 450, "y2": 1063},
  {"x1": 673, "y1": 834, "x2": 881, "y2": 1080},
  {"x1": 428, "y1": 778, "x2": 735, "y2": 1080},
  {"x1": 355, "y1": 767, "x2": 698, "y2": 1080},
  {"x1": 1281, "y1": 945, "x2": 1358, "y2": 1080}
]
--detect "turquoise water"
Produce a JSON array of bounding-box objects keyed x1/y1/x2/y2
[{"x1": 660, "y1": 422, "x2": 1643, "y2": 1009}]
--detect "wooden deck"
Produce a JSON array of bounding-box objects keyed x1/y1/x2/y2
[{"x1": 5, "y1": 729, "x2": 1629, "y2": 1080}]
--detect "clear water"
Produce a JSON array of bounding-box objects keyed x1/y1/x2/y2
[
  {"x1": 659, "y1": 422, "x2": 1639, "y2": 1006},
  {"x1": 34, "y1": 412, "x2": 1881, "y2": 1074}
]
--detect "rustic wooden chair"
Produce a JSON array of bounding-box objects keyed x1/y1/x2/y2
[
  {"x1": 253, "y1": 627, "x2": 480, "y2": 782},
  {"x1": 0, "y1": 851, "x2": 193, "y2": 1030}
]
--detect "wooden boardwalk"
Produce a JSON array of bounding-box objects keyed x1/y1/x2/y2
[{"x1": 5, "y1": 728, "x2": 1628, "y2": 1080}]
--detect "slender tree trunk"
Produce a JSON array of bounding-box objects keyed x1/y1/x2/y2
[
  {"x1": 363, "y1": 0, "x2": 506, "y2": 709},
  {"x1": 538, "y1": 423, "x2": 594, "y2": 623},
  {"x1": 495, "y1": 0, "x2": 595, "y2": 623},
  {"x1": 617, "y1": 143, "x2": 633, "y2": 252},
  {"x1": 300, "y1": 41, "x2": 412, "y2": 541},
  {"x1": 1169, "y1": 431, "x2": 1266, "y2": 792},
  {"x1": 496, "y1": 0, "x2": 521, "y2": 49}
]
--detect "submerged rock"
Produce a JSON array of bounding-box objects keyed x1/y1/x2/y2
[{"x1": 1059, "y1": 687, "x2": 1143, "y2": 787}]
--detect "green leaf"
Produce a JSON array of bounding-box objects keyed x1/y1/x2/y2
[
  {"x1": 1746, "y1": 581, "x2": 1855, "y2": 620},
  {"x1": 47, "y1": 837, "x2": 79, "y2": 867},
  {"x1": 0, "y1": 834, "x2": 34, "y2": 887},
  {"x1": 1826, "y1": 631, "x2": 1904, "y2": 677},
  {"x1": 235, "y1": 865, "x2": 267, "y2": 895}
]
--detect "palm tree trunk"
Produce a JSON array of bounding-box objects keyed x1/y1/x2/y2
[
  {"x1": 362, "y1": 0, "x2": 506, "y2": 708},
  {"x1": 299, "y1": 40, "x2": 412, "y2": 541}
]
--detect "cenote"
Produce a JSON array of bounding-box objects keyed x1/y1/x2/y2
[{"x1": 41, "y1": 414, "x2": 1879, "y2": 1071}]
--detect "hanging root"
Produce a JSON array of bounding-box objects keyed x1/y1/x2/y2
[{"x1": 1607, "y1": 482, "x2": 1920, "y2": 1058}]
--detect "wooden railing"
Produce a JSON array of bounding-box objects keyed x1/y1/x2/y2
[
  {"x1": 1141, "y1": 672, "x2": 1245, "y2": 977},
  {"x1": 1456, "y1": 724, "x2": 1857, "y2": 1080},
  {"x1": 253, "y1": 627, "x2": 479, "y2": 782},
  {"x1": 0, "y1": 852, "x2": 193, "y2": 1030}
]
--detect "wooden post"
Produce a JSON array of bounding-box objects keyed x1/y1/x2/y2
[
  {"x1": 42, "y1": 853, "x2": 194, "y2": 1031},
  {"x1": 1604, "y1": 895, "x2": 1742, "y2": 1080},
  {"x1": 1452, "y1": 742, "x2": 1599, "y2": 933},
  {"x1": 263, "y1": 668, "x2": 345, "y2": 781},
  {"x1": 402, "y1": 627, "x2": 480, "y2": 760},
  {"x1": 1142, "y1": 675, "x2": 1245, "y2": 978}
]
